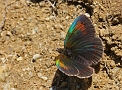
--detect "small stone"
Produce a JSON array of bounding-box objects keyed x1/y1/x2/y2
[
  {"x1": 13, "y1": 4, "x2": 20, "y2": 9},
  {"x1": 85, "y1": 13, "x2": 90, "y2": 17},
  {"x1": 26, "y1": 0, "x2": 30, "y2": 4},
  {"x1": 60, "y1": 31, "x2": 65, "y2": 40},
  {"x1": 37, "y1": 72, "x2": 48, "y2": 81},
  {"x1": 6, "y1": 31, "x2": 12, "y2": 36},
  {"x1": 33, "y1": 54, "x2": 41, "y2": 60},
  {"x1": 1, "y1": 31, "x2": 7, "y2": 37},
  {"x1": 20, "y1": 18, "x2": 24, "y2": 21},
  {"x1": 17, "y1": 57, "x2": 23, "y2": 61},
  {"x1": 45, "y1": 17, "x2": 50, "y2": 21},
  {"x1": 99, "y1": 29, "x2": 106, "y2": 36},
  {"x1": 66, "y1": 16, "x2": 69, "y2": 19},
  {"x1": 41, "y1": 76, "x2": 48, "y2": 81},
  {"x1": 39, "y1": 86, "x2": 45, "y2": 90},
  {"x1": 32, "y1": 27, "x2": 38, "y2": 34},
  {"x1": 29, "y1": 71, "x2": 33, "y2": 77},
  {"x1": 11, "y1": 88, "x2": 17, "y2": 90}
]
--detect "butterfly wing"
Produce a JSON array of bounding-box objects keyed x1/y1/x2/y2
[
  {"x1": 56, "y1": 15, "x2": 103, "y2": 78},
  {"x1": 64, "y1": 15, "x2": 95, "y2": 48},
  {"x1": 64, "y1": 15, "x2": 103, "y2": 66},
  {"x1": 56, "y1": 54, "x2": 94, "y2": 78}
]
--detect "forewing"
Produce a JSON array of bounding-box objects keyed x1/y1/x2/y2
[
  {"x1": 64, "y1": 15, "x2": 103, "y2": 66},
  {"x1": 56, "y1": 54, "x2": 94, "y2": 78},
  {"x1": 64, "y1": 15, "x2": 95, "y2": 48}
]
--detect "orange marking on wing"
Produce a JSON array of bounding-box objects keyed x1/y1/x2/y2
[
  {"x1": 58, "y1": 54, "x2": 69, "y2": 70},
  {"x1": 60, "y1": 61, "x2": 68, "y2": 70},
  {"x1": 76, "y1": 21, "x2": 86, "y2": 34}
]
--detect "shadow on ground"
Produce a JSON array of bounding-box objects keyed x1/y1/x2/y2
[
  {"x1": 52, "y1": 69, "x2": 92, "y2": 90},
  {"x1": 51, "y1": 63, "x2": 100, "y2": 90}
]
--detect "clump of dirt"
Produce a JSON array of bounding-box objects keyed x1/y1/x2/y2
[{"x1": 0, "y1": 0, "x2": 121, "y2": 90}]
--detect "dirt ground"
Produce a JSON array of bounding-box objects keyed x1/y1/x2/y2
[{"x1": 0, "y1": 0, "x2": 122, "y2": 90}]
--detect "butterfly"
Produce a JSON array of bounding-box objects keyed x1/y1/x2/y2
[{"x1": 56, "y1": 15, "x2": 103, "y2": 78}]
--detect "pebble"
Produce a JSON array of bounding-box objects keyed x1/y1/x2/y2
[
  {"x1": 41, "y1": 76, "x2": 48, "y2": 81},
  {"x1": 99, "y1": 29, "x2": 106, "y2": 36},
  {"x1": 32, "y1": 27, "x2": 38, "y2": 34},
  {"x1": 60, "y1": 31, "x2": 65, "y2": 39},
  {"x1": 13, "y1": 4, "x2": 20, "y2": 9},
  {"x1": 85, "y1": 13, "x2": 90, "y2": 17},
  {"x1": 39, "y1": 86, "x2": 45, "y2": 90},
  {"x1": 11, "y1": 88, "x2": 17, "y2": 90},
  {"x1": 37, "y1": 72, "x2": 48, "y2": 81},
  {"x1": 1, "y1": 31, "x2": 7, "y2": 37},
  {"x1": 29, "y1": 71, "x2": 33, "y2": 77},
  {"x1": 26, "y1": 0, "x2": 31, "y2": 5},
  {"x1": 17, "y1": 57, "x2": 23, "y2": 61},
  {"x1": 33, "y1": 54, "x2": 41, "y2": 60}
]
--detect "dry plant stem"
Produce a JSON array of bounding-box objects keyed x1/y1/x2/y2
[
  {"x1": 47, "y1": 0, "x2": 56, "y2": 9},
  {"x1": 47, "y1": 0, "x2": 57, "y2": 17},
  {"x1": 0, "y1": 0, "x2": 8, "y2": 32}
]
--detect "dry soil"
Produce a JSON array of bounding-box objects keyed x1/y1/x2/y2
[{"x1": 0, "y1": 0, "x2": 122, "y2": 90}]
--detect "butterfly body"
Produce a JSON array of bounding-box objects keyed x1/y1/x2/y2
[{"x1": 56, "y1": 15, "x2": 103, "y2": 78}]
